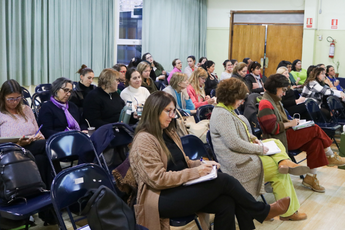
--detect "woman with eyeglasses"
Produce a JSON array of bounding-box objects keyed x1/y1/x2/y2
[
  {"x1": 137, "y1": 61, "x2": 158, "y2": 94},
  {"x1": 38, "y1": 77, "x2": 87, "y2": 138},
  {"x1": 70, "y1": 64, "x2": 96, "y2": 110},
  {"x1": 112, "y1": 63, "x2": 128, "y2": 93},
  {"x1": 210, "y1": 77, "x2": 308, "y2": 221},
  {"x1": 142, "y1": 52, "x2": 166, "y2": 81},
  {"x1": 245, "y1": 61, "x2": 264, "y2": 94},
  {"x1": 83, "y1": 69, "x2": 125, "y2": 129},
  {"x1": 167, "y1": 58, "x2": 183, "y2": 83},
  {"x1": 187, "y1": 67, "x2": 216, "y2": 109},
  {"x1": 258, "y1": 74, "x2": 345, "y2": 194},
  {"x1": 129, "y1": 90, "x2": 290, "y2": 230},
  {"x1": 0, "y1": 79, "x2": 54, "y2": 223}
]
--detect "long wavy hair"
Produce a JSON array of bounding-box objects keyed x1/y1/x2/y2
[
  {"x1": 304, "y1": 67, "x2": 325, "y2": 86},
  {"x1": 0, "y1": 79, "x2": 27, "y2": 121},
  {"x1": 189, "y1": 67, "x2": 208, "y2": 98},
  {"x1": 135, "y1": 91, "x2": 176, "y2": 159}
]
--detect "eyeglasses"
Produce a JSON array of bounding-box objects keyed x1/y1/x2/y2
[
  {"x1": 146, "y1": 56, "x2": 152, "y2": 59},
  {"x1": 163, "y1": 108, "x2": 176, "y2": 117},
  {"x1": 6, "y1": 96, "x2": 23, "y2": 103},
  {"x1": 61, "y1": 88, "x2": 73, "y2": 94},
  {"x1": 120, "y1": 70, "x2": 127, "y2": 74}
]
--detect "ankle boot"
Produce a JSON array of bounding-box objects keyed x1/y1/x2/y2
[
  {"x1": 265, "y1": 197, "x2": 290, "y2": 221},
  {"x1": 278, "y1": 159, "x2": 310, "y2": 175}
]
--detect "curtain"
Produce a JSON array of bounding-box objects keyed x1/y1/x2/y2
[
  {"x1": 142, "y1": 0, "x2": 207, "y2": 72},
  {"x1": 0, "y1": 0, "x2": 114, "y2": 86}
]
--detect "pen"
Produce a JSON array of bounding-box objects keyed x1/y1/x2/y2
[
  {"x1": 200, "y1": 157, "x2": 206, "y2": 164},
  {"x1": 34, "y1": 124, "x2": 43, "y2": 137}
]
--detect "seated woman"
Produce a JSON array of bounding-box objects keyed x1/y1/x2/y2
[
  {"x1": 112, "y1": 63, "x2": 127, "y2": 92},
  {"x1": 197, "y1": 56, "x2": 207, "y2": 67},
  {"x1": 232, "y1": 62, "x2": 251, "y2": 91},
  {"x1": 210, "y1": 78, "x2": 308, "y2": 221},
  {"x1": 130, "y1": 91, "x2": 290, "y2": 230},
  {"x1": 142, "y1": 52, "x2": 166, "y2": 81},
  {"x1": 301, "y1": 67, "x2": 345, "y2": 118},
  {"x1": 137, "y1": 61, "x2": 158, "y2": 94},
  {"x1": 245, "y1": 61, "x2": 264, "y2": 94},
  {"x1": 220, "y1": 59, "x2": 233, "y2": 81},
  {"x1": 167, "y1": 58, "x2": 183, "y2": 83},
  {"x1": 290, "y1": 59, "x2": 307, "y2": 85},
  {"x1": 258, "y1": 74, "x2": 345, "y2": 193},
  {"x1": 83, "y1": 69, "x2": 124, "y2": 129},
  {"x1": 163, "y1": 72, "x2": 196, "y2": 115},
  {"x1": 187, "y1": 67, "x2": 215, "y2": 109},
  {"x1": 202, "y1": 60, "x2": 218, "y2": 96},
  {"x1": 39, "y1": 77, "x2": 86, "y2": 138},
  {"x1": 326, "y1": 65, "x2": 343, "y2": 91},
  {"x1": 277, "y1": 67, "x2": 309, "y2": 119},
  {"x1": 70, "y1": 64, "x2": 96, "y2": 110},
  {"x1": 277, "y1": 61, "x2": 299, "y2": 87},
  {"x1": 120, "y1": 68, "x2": 150, "y2": 110},
  {"x1": 184, "y1": 55, "x2": 198, "y2": 78},
  {"x1": 0, "y1": 79, "x2": 51, "y2": 187}
]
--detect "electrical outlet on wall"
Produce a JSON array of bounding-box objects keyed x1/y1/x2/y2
[{"x1": 318, "y1": 35, "x2": 323, "y2": 41}]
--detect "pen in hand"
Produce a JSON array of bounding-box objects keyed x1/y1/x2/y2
[{"x1": 34, "y1": 124, "x2": 43, "y2": 137}]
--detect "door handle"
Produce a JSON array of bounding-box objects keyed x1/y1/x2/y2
[{"x1": 260, "y1": 57, "x2": 269, "y2": 68}]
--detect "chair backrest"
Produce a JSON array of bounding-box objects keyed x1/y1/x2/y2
[
  {"x1": 327, "y1": 96, "x2": 345, "y2": 122},
  {"x1": 35, "y1": 83, "x2": 52, "y2": 93},
  {"x1": 181, "y1": 134, "x2": 212, "y2": 160},
  {"x1": 51, "y1": 163, "x2": 115, "y2": 230},
  {"x1": 210, "y1": 89, "x2": 216, "y2": 97},
  {"x1": 305, "y1": 99, "x2": 328, "y2": 124},
  {"x1": 46, "y1": 131, "x2": 103, "y2": 175},
  {"x1": 21, "y1": 87, "x2": 32, "y2": 107},
  {"x1": 177, "y1": 109, "x2": 189, "y2": 117},
  {"x1": 72, "y1": 81, "x2": 78, "y2": 89},
  {"x1": 195, "y1": 105, "x2": 214, "y2": 123},
  {"x1": 206, "y1": 130, "x2": 218, "y2": 162},
  {"x1": 31, "y1": 91, "x2": 52, "y2": 118}
]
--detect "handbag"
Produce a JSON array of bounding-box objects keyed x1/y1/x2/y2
[{"x1": 0, "y1": 143, "x2": 46, "y2": 202}]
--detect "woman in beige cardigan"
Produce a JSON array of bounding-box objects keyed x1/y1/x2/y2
[
  {"x1": 210, "y1": 78, "x2": 309, "y2": 221},
  {"x1": 129, "y1": 91, "x2": 290, "y2": 230}
]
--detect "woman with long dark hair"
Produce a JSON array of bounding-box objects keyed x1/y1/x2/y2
[
  {"x1": 202, "y1": 60, "x2": 218, "y2": 96},
  {"x1": 290, "y1": 59, "x2": 307, "y2": 85}
]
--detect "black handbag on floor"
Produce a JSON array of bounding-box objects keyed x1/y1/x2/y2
[
  {"x1": 0, "y1": 143, "x2": 46, "y2": 202},
  {"x1": 79, "y1": 185, "x2": 137, "y2": 230}
]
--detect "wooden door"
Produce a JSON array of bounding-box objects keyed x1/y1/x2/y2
[
  {"x1": 231, "y1": 25, "x2": 265, "y2": 65},
  {"x1": 265, "y1": 25, "x2": 303, "y2": 77},
  {"x1": 230, "y1": 24, "x2": 303, "y2": 77}
]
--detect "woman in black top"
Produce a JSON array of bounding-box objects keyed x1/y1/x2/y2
[
  {"x1": 245, "y1": 61, "x2": 264, "y2": 94},
  {"x1": 70, "y1": 64, "x2": 96, "y2": 110},
  {"x1": 202, "y1": 60, "x2": 218, "y2": 96},
  {"x1": 83, "y1": 68, "x2": 125, "y2": 129}
]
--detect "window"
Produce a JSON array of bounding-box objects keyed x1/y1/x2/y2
[{"x1": 116, "y1": 0, "x2": 143, "y2": 64}]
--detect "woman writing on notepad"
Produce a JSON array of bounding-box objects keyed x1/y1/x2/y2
[
  {"x1": 210, "y1": 77, "x2": 308, "y2": 221},
  {"x1": 129, "y1": 91, "x2": 290, "y2": 230},
  {"x1": 258, "y1": 74, "x2": 345, "y2": 194},
  {"x1": 0, "y1": 80, "x2": 51, "y2": 187}
]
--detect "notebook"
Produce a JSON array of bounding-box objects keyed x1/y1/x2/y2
[
  {"x1": 261, "y1": 140, "x2": 281, "y2": 155},
  {"x1": 184, "y1": 165, "x2": 218, "y2": 186},
  {"x1": 292, "y1": 120, "x2": 315, "y2": 131},
  {"x1": 0, "y1": 136, "x2": 29, "y2": 144}
]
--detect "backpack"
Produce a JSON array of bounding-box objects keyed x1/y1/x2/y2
[
  {"x1": 79, "y1": 185, "x2": 137, "y2": 230},
  {"x1": 0, "y1": 143, "x2": 46, "y2": 202}
]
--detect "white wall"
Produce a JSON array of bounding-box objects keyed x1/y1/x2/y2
[{"x1": 206, "y1": 0, "x2": 305, "y2": 75}]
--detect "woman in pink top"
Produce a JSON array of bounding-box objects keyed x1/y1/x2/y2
[
  {"x1": 187, "y1": 67, "x2": 215, "y2": 109},
  {"x1": 0, "y1": 80, "x2": 51, "y2": 189},
  {"x1": 167, "y1": 58, "x2": 182, "y2": 83}
]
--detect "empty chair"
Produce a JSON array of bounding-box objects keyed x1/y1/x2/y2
[
  {"x1": 45, "y1": 131, "x2": 105, "y2": 176},
  {"x1": 195, "y1": 104, "x2": 214, "y2": 123},
  {"x1": 35, "y1": 83, "x2": 52, "y2": 93},
  {"x1": 31, "y1": 91, "x2": 52, "y2": 118},
  {"x1": 50, "y1": 164, "x2": 116, "y2": 230},
  {"x1": 180, "y1": 134, "x2": 213, "y2": 160}
]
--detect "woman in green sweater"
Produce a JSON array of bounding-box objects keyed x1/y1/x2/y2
[{"x1": 290, "y1": 59, "x2": 307, "y2": 85}]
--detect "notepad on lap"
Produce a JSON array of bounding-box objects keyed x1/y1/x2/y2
[
  {"x1": 184, "y1": 165, "x2": 218, "y2": 186},
  {"x1": 292, "y1": 120, "x2": 315, "y2": 131},
  {"x1": 262, "y1": 140, "x2": 281, "y2": 155}
]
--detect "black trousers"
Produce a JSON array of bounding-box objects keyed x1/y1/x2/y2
[
  {"x1": 24, "y1": 139, "x2": 52, "y2": 188},
  {"x1": 159, "y1": 173, "x2": 270, "y2": 230}
]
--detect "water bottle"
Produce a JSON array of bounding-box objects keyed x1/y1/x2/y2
[{"x1": 123, "y1": 101, "x2": 132, "y2": 124}]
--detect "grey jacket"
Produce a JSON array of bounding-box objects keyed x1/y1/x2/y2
[{"x1": 210, "y1": 106, "x2": 265, "y2": 197}]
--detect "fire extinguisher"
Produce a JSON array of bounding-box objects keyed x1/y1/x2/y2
[{"x1": 328, "y1": 37, "x2": 335, "y2": 58}]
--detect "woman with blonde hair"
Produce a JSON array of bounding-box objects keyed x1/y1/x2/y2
[
  {"x1": 137, "y1": 61, "x2": 158, "y2": 94},
  {"x1": 187, "y1": 67, "x2": 215, "y2": 109},
  {"x1": 83, "y1": 68, "x2": 125, "y2": 128},
  {"x1": 163, "y1": 72, "x2": 196, "y2": 115}
]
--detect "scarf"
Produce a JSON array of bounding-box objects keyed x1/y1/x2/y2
[
  {"x1": 50, "y1": 96, "x2": 81, "y2": 131},
  {"x1": 217, "y1": 102, "x2": 252, "y2": 142},
  {"x1": 262, "y1": 92, "x2": 288, "y2": 122}
]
